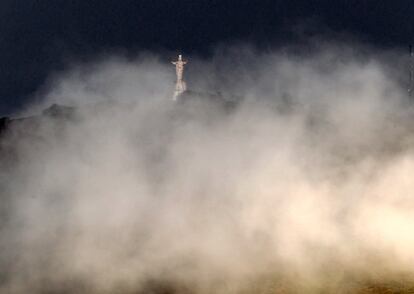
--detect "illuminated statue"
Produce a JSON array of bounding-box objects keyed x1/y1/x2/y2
[{"x1": 171, "y1": 54, "x2": 187, "y2": 100}]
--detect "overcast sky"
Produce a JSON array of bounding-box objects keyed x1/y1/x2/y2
[{"x1": 0, "y1": 0, "x2": 413, "y2": 115}]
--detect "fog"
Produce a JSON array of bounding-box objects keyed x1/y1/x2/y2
[{"x1": 1, "y1": 44, "x2": 414, "y2": 293}]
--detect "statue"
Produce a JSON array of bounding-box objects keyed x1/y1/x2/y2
[{"x1": 171, "y1": 54, "x2": 187, "y2": 100}]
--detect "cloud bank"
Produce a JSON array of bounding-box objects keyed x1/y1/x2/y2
[{"x1": 1, "y1": 45, "x2": 414, "y2": 293}]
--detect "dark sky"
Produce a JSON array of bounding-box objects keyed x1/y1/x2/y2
[{"x1": 0, "y1": 0, "x2": 413, "y2": 115}]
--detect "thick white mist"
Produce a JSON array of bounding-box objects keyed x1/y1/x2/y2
[{"x1": 1, "y1": 46, "x2": 414, "y2": 293}]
